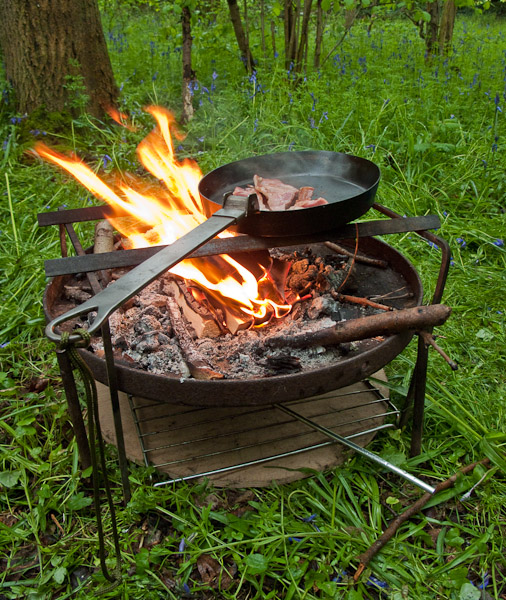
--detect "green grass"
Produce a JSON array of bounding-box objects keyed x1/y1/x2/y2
[{"x1": 1, "y1": 5, "x2": 506, "y2": 599}]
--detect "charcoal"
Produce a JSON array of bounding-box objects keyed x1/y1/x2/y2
[{"x1": 134, "y1": 314, "x2": 161, "y2": 335}]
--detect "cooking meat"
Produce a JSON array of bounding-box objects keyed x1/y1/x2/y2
[
  {"x1": 233, "y1": 176, "x2": 328, "y2": 211},
  {"x1": 253, "y1": 175, "x2": 299, "y2": 210}
]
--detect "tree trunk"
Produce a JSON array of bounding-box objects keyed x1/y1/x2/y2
[
  {"x1": 314, "y1": 0, "x2": 324, "y2": 69},
  {"x1": 181, "y1": 5, "x2": 194, "y2": 123},
  {"x1": 226, "y1": 0, "x2": 254, "y2": 72},
  {"x1": 438, "y1": 0, "x2": 456, "y2": 55},
  {"x1": 260, "y1": 0, "x2": 266, "y2": 58},
  {"x1": 294, "y1": 0, "x2": 313, "y2": 74},
  {"x1": 0, "y1": 0, "x2": 118, "y2": 118},
  {"x1": 425, "y1": 1, "x2": 440, "y2": 57},
  {"x1": 284, "y1": 0, "x2": 297, "y2": 69}
]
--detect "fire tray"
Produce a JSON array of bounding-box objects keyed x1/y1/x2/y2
[{"x1": 39, "y1": 203, "x2": 451, "y2": 497}]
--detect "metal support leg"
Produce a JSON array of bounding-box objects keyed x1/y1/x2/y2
[
  {"x1": 409, "y1": 335, "x2": 429, "y2": 457},
  {"x1": 55, "y1": 350, "x2": 91, "y2": 470},
  {"x1": 102, "y1": 320, "x2": 131, "y2": 503}
]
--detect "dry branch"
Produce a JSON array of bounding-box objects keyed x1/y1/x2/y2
[
  {"x1": 266, "y1": 305, "x2": 452, "y2": 349},
  {"x1": 354, "y1": 458, "x2": 491, "y2": 580},
  {"x1": 324, "y1": 241, "x2": 388, "y2": 268}
]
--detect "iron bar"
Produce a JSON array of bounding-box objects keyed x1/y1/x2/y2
[
  {"x1": 44, "y1": 214, "x2": 441, "y2": 277},
  {"x1": 276, "y1": 403, "x2": 435, "y2": 493}
]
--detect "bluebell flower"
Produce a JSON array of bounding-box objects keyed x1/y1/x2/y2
[
  {"x1": 253, "y1": 119, "x2": 258, "y2": 132},
  {"x1": 302, "y1": 514, "x2": 316, "y2": 522},
  {"x1": 178, "y1": 537, "x2": 186, "y2": 553},
  {"x1": 366, "y1": 144, "x2": 376, "y2": 151},
  {"x1": 288, "y1": 141, "x2": 295, "y2": 151},
  {"x1": 198, "y1": 136, "x2": 205, "y2": 143},
  {"x1": 478, "y1": 573, "x2": 491, "y2": 590},
  {"x1": 367, "y1": 575, "x2": 388, "y2": 589},
  {"x1": 288, "y1": 536, "x2": 303, "y2": 543},
  {"x1": 102, "y1": 155, "x2": 112, "y2": 169},
  {"x1": 212, "y1": 71, "x2": 218, "y2": 80},
  {"x1": 182, "y1": 582, "x2": 190, "y2": 593},
  {"x1": 493, "y1": 239, "x2": 504, "y2": 246},
  {"x1": 456, "y1": 237, "x2": 466, "y2": 248}
]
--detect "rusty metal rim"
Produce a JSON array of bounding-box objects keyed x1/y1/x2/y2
[{"x1": 44, "y1": 236, "x2": 423, "y2": 407}]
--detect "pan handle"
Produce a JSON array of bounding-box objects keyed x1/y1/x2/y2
[{"x1": 46, "y1": 194, "x2": 257, "y2": 344}]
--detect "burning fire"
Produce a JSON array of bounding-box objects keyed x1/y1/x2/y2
[{"x1": 33, "y1": 106, "x2": 292, "y2": 331}]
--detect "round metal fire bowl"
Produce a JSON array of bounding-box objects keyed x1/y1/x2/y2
[{"x1": 45, "y1": 237, "x2": 423, "y2": 407}]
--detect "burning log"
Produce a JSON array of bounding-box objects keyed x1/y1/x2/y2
[
  {"x1": 265, "y1": 305, "x2": 452, "y2": 349},
  {"x1": 163, "y1": 279, "x2": 221, "y2": 339},
  {"x1": 166, "y1": 295, "x2": 224, "y2": 380}
]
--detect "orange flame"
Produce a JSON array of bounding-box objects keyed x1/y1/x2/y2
[{"x1": 33, "y1": 106, "x2": 292, "y2": 330}]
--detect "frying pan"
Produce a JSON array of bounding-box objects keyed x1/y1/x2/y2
[
  {"x1": 46, "y1": 151, "x2": 380, "y2": 343},
  {"x1": 200, "y1": 150, "x2": 380, "y2": 236}
]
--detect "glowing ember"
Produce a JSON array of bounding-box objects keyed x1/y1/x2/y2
[{"x1": 33, "y1": 106, "x2": 293, "y2": 330}]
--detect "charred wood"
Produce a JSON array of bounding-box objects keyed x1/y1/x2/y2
[
  {"x1": 266, "y1": 305, "x2": 452, "y2": 349},
  {"x1": 166, "y1": 296, "x2": 224, "y2": 380}
]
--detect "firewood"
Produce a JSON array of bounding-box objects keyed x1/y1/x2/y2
[
  {"x1": 94, "y1": 220, "x2": 114, "y2": 254},
  {"x1": 166, "y1": 296, "x2": 224, "y2": 380},
  {"x1": 163, "y1": 279, "x2": 221, "y2": 339},
  {"x1": 265, "y1": 305, "x2": 452, "y2": 349}
]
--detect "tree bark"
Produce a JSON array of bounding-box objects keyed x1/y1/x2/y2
[
  {"x1": 425, "y1": 1, "x2": 440, "y2": 57},
  {"x1": 294, "y1": 0, "x2": 313, "y2": 74},
  {"x1": 0, "y1": 0, "x2": 118, "y2": 118},
  {"x1": 226, "y1": 0, "x2": 254, "y2": 72},
  {"x1": 438, "y1": 0, "x2": 456, "y2": 55},
  {"x1": 181, "y1": 5, "x2": 195, "y2": 123},
  {"x1": 314, "y1": 0, "x2": 324, "y2": 69}
]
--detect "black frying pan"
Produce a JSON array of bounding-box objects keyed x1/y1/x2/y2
[
  {"x1": 199, "y1": 150, "x2": 380, "y2": 236},
  {"x1": 46, "y1": 151, "x2": 380, "y2": 342}
]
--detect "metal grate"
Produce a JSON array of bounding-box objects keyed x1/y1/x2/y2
[{"x1": 123, "y1": 380, "x2": 399, "y2": 487}]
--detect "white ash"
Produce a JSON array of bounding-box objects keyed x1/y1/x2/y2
[
  {"x1": 88, "y1": 253, "x2": 384, "y2": 380},
  {"x1": 91, "y1": 283, "x2": 375, "y2": 380}
]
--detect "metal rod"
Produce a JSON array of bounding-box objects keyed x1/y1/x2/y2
[
  {"x1": 44, "y1": 214, "x2": 441, "y2": 277},
  {"x1": 153, "y1": 440, "x2": 336, "y2": 486},
  {"x1": 276, "y1": 403, "x2": 435, "y2": 494}
]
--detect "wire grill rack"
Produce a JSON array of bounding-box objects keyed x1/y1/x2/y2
[{"x1": 100, "y1": 379, "x2": 401, "y2": 487}]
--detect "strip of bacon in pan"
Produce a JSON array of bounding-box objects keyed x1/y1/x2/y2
[{"x1": 232, "y1": 176, "x2": 328, "y2": 211}]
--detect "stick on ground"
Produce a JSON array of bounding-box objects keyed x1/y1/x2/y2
[{"x1": 353, "y1": 458, "x2": 491, "y2": 580}]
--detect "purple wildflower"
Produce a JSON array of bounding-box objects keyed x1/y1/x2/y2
[{"x1": 493, "y1": 238, "x2": 504, "y2": 246}]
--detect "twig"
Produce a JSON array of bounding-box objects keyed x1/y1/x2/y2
[
  {"x1": 419, "y1": 330, "x2": 458, "y2": 370},
  {"x1": 332, "y1": 292, "x2": 393, "y2": 312},
  {"x1": 51, "y1": 513, "x2": 65, "y2": 536},
  {"x1": 325, "y1": 241, "x2": 388, "y2": 268},
  {"x1": 354, "y1": 458, "x2": 491, "y2": 580}
]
